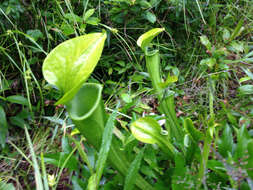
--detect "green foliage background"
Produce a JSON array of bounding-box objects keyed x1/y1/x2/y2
[{"x1": 0, "y1": 0, "x2": 253, "y2": 189}]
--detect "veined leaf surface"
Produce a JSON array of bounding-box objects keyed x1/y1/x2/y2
[{"x1": 42, "y1": 32, "x2": 106, "y2": 104}]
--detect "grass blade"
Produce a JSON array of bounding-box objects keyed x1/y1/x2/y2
[
  {"x1": 94, "y1": 103, "x2": 119, "y2": 188},
  {"x1": 24, "y1": 125, "x2": 44, "y2": 190},
  {"x1": 53, "y1": 147, "x2": 77, "y2": 190},
  {"x1": 195, "y1": 0, "x2": 207, "y2": 25},
  {"x1": 124, "y1": 146, "x2": 145, "y2": 190},
  {"x1": 8, "y1": 141, "x2": 33, "y2": 166},
  {"x1": 68, "y1": 135, "x2": 94, "y2": 174},
  {"x1": 228, "y1": 18, "x2": 244, "y2": 42},
  {"x1": 41, "y1": 152, "x2": 49, "y2": 190}
]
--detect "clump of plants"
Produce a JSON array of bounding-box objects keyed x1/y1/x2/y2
[
  {"x1": 0, "y1": 0, "x2": 253, "y2": 189},
  {"x1": 40, "y1": 27, "x2": 253, "y2": 189}
]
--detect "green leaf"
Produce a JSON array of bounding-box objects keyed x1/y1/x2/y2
[
  {"x1": 144, "y1": 11, "x2": 156, "y2": 24},
  {"x1": 94, "y1": 104, "x2": 118, "y2": 186},
  {"x1": 87, "y1": 174, "x2": 96, "y2": 190},
  {"x1": 121, "y1": 93, "x2": 132, "y2": 103},
  {"x1": 0, "y1": 106, "x2": 8, "y2": 148},
  {"x1": 86, "y1": 17, "x2": 100, "y2": 25},
  {"x1": 124, "y1": 147, "x2": 145, "y2": 190},
  {"x1": 0, "y1": 181, "x2": 15, "y2": 190},
  {"x1": 230, "y1": 41, "x2": 244, "y2": 53},
  {"x1": 234, "y1": 125, "x2": 250, "y2": 160},
  {"x1": 221, "y1": 103, "x2": 237, "y2": 125},
  {"x1": 83, "y1": 9, "x2": 95, "y2": 21},
  {"x1": 159, "y1": 74, "x2": 178, "y2": 88},
  {"x1": 172, "y1": 153, "x2": 186, "y2": 189},
  {"x1": 61, "y1": 23, "x2": 75, "y2": 36},
  {"x1": 246, "y1": 140, "x2": 253, "y2": 178},
  {"x1": 238, "y1": 85, "x2": 253, "y2": 95},
  {"x1": 222, "y1": 28, "x2": 230, "y2": 42},
  {"x1": 239, "y1": 76, "x2": 251, "y2": 83},
  {"x1": 184, "y1": 118, "x2": 204, "y2": 142},
  {"x1": 6, "y1": 95, "x2": 29, "y2": 106},
  {"x1": 9, "y1": 116, "x2": 27, "y2": 129},
  {"x1": 137, "y1": 28, "x2": 165, "y2": 51},
  {"x1": 64, "y1": 13, "x2": 83, "y2": 23},
  {"x1": 218, "y1": 124, "x2": 233, "y2": 158},
  {"x1": 61, "y1": 136, "x2": 72, "y2": 153},
  {"x1": 228, "y1": 18, "x2": 244, "y2": 42},
  {"x1": 139, "y1": 0, "x2": 152, "y2": 9},
  {"x1": 42, "y1": 32, "x2": 106, "y2": 105},
  {"x1": 43, "y1": 153, "x2": 78, "y2": 171},
  {"x1": 241, "y1": 67, "x2": 253, "y2": 80},
  {"x1": 200, "y1": 58, "x2": 216, "y2": 69},
  {"x1": 26, "y1": 29, "x2": 44, "y2": 41},
  {"x1": 68, "y1": 136, "x2": 94, "y2": 173},
  {"x1": 245, "y1": 50, "x2": 253, "y2": 58},
  {"x1": 200, "y1": 35, "x2": 212, "y2": 51},
  {"x1": 72, "y1": 176, "x2": 85, "y2": 190}
]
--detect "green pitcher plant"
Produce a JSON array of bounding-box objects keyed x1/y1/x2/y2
[
  {"x1": 43, "y1": 32, "x2": 154, "y2": 190},
  {"x1": 137, "y1": 28, "x2": 183, "y2": 142}
]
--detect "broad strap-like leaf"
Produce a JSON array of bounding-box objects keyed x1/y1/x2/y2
[
  {"x1": 137, "y1": 28, "x2": 164, "y2": 51},
  {"x1": 217, "y1": 124, "x2": 234, "y2": 158},
  {"x1": 94, "y1": 104, "x2": 118, "y2": 186},
  {"x1": 42, "y1": 32, "x2": 106, "y2": 105},
  {"x1": 246, "y1": 140, "x2": 253, "y2": 178},
  {"x1": 0, "y1": 181, "x2": 15, "y2": 190},
  {"x1": 184, "y1": 118, "x2": 204, "y2": 142},
  {"x1": 124, "y1": 147, "x2": 145, "y2": 190}
]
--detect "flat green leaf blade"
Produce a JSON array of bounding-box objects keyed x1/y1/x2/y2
[
  {"x1": 144, "y1": 11, "x2": 156, "y2": 24},
  {"x1": 200, "y1": 35, "x2": 211, "y2": 51},
  {"x1": 42, "y1": 32, "x2": 106, "y2": 104},
  {"x1": 95, "y1": 104, "x2": 118, "y2": 186},
  {"x1": 124, "y1": 147, "x2": 145, "y2": 190},
  {"x1": 184, "y1": 118, "x2": 204, "y2": 142},
  {"x1": 6, "y1": 95, "x2": 29, "y2": 106},
  {"x1": 86, "y1": 174, "x2": 96, "y2": 190},
  {"x1": 238, "y1": 85, "x2": 253, "y2": 95},
  {"x1": 241, "y1": 67, "x2": 253, "y2": 80},
  {"x1": 0, "y1": 106, "x2": 8, "y2": 148},
  {"x1": 247, "y1": 140, "x2": 253, "y2": 178},
  {"x1": 137, "y1": 28, "x2": 164, "y2": 51},
  {"x1": 218, "y1": 124, "x2": 233, "y2": 158},
  {"x1": 235, "y1": 125, "x2": 250, "y2": 160},
  {"x1": 83, "y1": 9, "x2": 95, "y2": 21},
  {"x1": 43, "y1": 153, "x2": 78, "y2": 171},
  {"x1": 0, "y1": 181, "x2": 15, "y2": 190}
]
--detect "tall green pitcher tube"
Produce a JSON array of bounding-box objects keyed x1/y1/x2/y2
[
  {"x1": 65, "y1": 83, "x2": 106, "y2": 149},
  {"x1": 145, "y1": 51, "x2": 183, "y2": 141},
  {"x1": 65, "y1": 83, "x2": 154, "y2": 190}
]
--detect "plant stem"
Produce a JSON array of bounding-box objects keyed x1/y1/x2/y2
[{"x1": 208, "y1": 77, "x2": 215, "y2": 120}]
